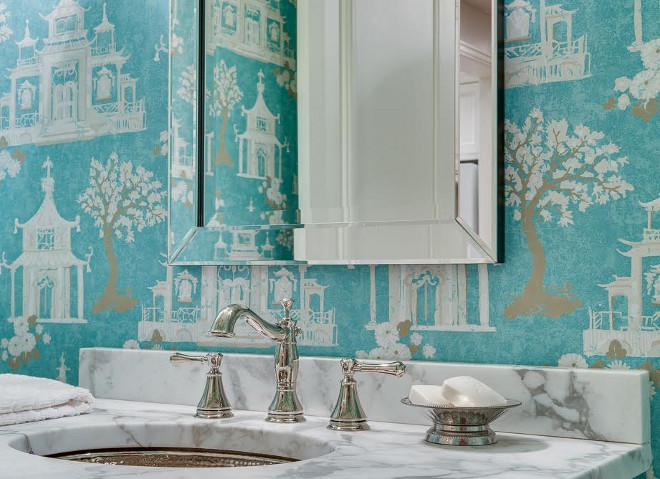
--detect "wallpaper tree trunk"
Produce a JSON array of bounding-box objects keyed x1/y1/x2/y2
[{"x1": 93, "y1": 230, "x2": 137, "y2": 314}]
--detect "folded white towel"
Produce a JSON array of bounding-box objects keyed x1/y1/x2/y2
[{"x1": 0, "y1": 374, "x2": 94, "y2": 427}]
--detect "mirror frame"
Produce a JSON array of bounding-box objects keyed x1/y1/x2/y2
[{"x1": 168, "y1": 0, "x2": 503, "y2": 266}]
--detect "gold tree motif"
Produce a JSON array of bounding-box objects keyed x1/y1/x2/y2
[
  {"x1": 504, "y1": 109, "x2": 634, "y2": 318},
  {"x1": 206, "y1": 60, "x2": 243, "y2": 166},
  {"x1": 78, "y1": 152, "x2": 166, "y2": 313}
]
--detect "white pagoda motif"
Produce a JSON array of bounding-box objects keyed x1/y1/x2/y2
[
  {"x1": 236, "y1": 70, "x2": 286, "y2": 180},
  {"x1": 1, "y1": 158, "x2": 91, "y2": 324},
  {"x1": 207, "y1": 0, "x2": 295, "y2": 68},
  {"x1": 366, "y1": 264, "x2": 494, "y2": 332},
  {"x1": 504, "y1": 0, "x2": 590, "y2": 88},
  {"x1": 584, "y1": 197, "x2": 660, "y2": 357},
  {"x1": 138, "y1": 265, "x2": 337, "y2": 347},
  {"x1": 214, "y1": 228, "x2": 277, "y2": 261},
  {"x1": 140, "y1": 256, "x2": 204, "y2": 343},
  {"x1": 0, "y1": 1, "x2": 145, "y2": 147}
]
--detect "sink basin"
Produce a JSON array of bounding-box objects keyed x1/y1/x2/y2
[
  {"x1": 47, "y1": 447, "x2": 298, "y2": 468},
  {"x1": 8, "y1": 421, "x2": 334, "y2": 469}
]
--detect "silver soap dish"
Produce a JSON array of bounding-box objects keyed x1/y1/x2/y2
[{"x1": 401, "y1": 397, "x2": 521, "y2": 446}]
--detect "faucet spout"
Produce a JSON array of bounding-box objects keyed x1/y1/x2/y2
[
  {"x1": 210, "y1": 304, "x2": 286, "y2": 342},
  {"x1": 209, "y1": 298, "x2": 305, "y2": 423}
]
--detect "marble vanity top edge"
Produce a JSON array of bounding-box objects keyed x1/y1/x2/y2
[{"x1": 0, "y1": 399, "x2": 652, "y2": 479}]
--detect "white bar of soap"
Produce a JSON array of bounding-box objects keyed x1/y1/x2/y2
[
  {"x1": 441, "y1": 376, "x2": 507, "y2": 407},
  {"x1": 409, "y1": 385, "x2": 453, "y2": 407}
]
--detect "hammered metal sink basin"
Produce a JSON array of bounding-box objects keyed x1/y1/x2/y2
[
  {"x1": 47, "y1": 447, "x2": 298, "y2": 468},
  {"x1": 9, "y1": 422, "x2": 334, "y2": 469}
]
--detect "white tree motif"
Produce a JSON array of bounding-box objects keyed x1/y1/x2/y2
[
  {"x1": 504, "y1": 108, "x2": 633, "y2": 318},
  {"x1": 0, "y1": 149, "x2": 21, "y2": 185},
  {"x1": 171, "y1": 179, "x2": 194, "y2": 207},
  {"x1": 0, "y1": 3, "x2": 13, "y2": 44},
  {"x1": 78, "y1": 152, "x2": 166, "y2": 313},
  {"x1": 606, "y1": 39, "x2": 660, "y2": 121},
  {"x1": 177, "y1": 65, "x2": 197, "y2": 105},
  {"x1": 206, "y1": 60, "x2": 243, "y2": 166}
]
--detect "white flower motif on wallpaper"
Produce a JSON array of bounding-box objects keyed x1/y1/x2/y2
[
  {"x1": 0, "y1": 3, "x2": 12, "y2": 43},
  {"x1": 0, "y1": 149, "x2": 22, "y2": 186},
  {"x1": 357, "y1": 321, "x2": 437, "y2": 361},
  {"x1": 274, "y1": 67, "x2": 296, "y2": 98},
  {"x1": 1, "y1": 316, "x2": 50, "y2": 371},
  {"x1": 78, "y1": 152, "x2": 166, "y2": 314},
  {"x1": 123, "y1": 339, "x2": 140, "y2": 349},
  {"x1": 504, "y1": 108, "x2": 633, "y2": 319},
  {"x1": 207, "y1": 60, "x2": 243, "y2": 166},
  {"x1": 422, "y1": 344, "x2": 437, "y2": 359},
  {"x1": 259, "y1": 177, "x2": 287, "y2": 220},
  {"x1": 606, "y1": 40, "x2": 660, "y2": 121},
  {"x1": 605, "y1": 3, "x2": 660, "y2": 121},
  {"x1": 557, "y1": 353, "x2": 588, "y2": 369}
]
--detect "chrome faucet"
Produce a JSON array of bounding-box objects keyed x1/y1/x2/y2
[
  {"x1": 169, "y1": 352, "x2": 233, "y2": 419},
  {"x1": 328, "y1": 358, "x2": 406, "y2": 431},
  {"x1": 210, "y1": 298, "x2": 305, "y2": 423}
]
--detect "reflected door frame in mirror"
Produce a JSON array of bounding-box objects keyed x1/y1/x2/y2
[{"x1": 296, "y1": 0, "x2": 501, "y2": 263}]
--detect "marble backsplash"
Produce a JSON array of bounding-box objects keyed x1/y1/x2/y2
[{"x1": 79, "y1": 348, "x2": 650, "y2": 445}]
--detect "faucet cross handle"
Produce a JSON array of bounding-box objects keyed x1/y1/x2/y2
[
  {"x1": 329, "y1": 358, "x2": 406, "y2": 431},
  {"x1": 170, "y1": 352, "x2": 233, "y2": 419},
  {"x1": 280, "y1": 298, "x2": 294, "y2": 318}
]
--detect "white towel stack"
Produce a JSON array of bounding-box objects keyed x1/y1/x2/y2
[{"x1": 0, "y1": 374, "x2": 94, "y2": 427}]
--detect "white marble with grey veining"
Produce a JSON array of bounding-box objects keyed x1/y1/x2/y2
[
  {"x1": 79, "y1": 348, "x2": 650, "y2": 444},
  {"x1": 0, "y1": 399, "x2": 651, "y2": 479}
]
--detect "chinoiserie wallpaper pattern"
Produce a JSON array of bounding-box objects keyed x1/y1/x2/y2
[{"x1": 0, "y1": 0, "x2": 659, "y2": 476}]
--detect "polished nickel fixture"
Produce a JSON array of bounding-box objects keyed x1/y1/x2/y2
[
  {"x1": 169, "y1": 352, "x2": 233, "y2": 419},
  {"x1": 210, "y1": 298, "x2": 305, "y2": 423},
  {"x1": 328, "y1": 358, "x2": 406, "y2": 431}
]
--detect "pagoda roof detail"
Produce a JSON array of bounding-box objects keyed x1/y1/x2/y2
[
  {"x1": 40, "y1": 0, "x2": 88, "y2": 21},
  {"x1": 14, "y1": 158, "x2": 80, "y2": 232},
  {"x1": 242, "y1": 70, "x2": 279, "y2": 122},
  {"x1": 94, "y1": 3, "x2": 114, "y2": 33},
  {"x1": 16, "y1": 20, "x2": 38, "y2": 47}
]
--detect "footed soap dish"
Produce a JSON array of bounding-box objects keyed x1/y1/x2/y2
[{"x1": 401, "y1": 397, "x2": 521, "y2": 446}]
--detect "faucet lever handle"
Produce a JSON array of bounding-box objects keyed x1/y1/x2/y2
[
  {"x1": 329, "y1": 358, "x2": 406, "y2": 432},
  {"x1": 341, "y1": 358, "x2": 406, "y2": 379},
  {"x1": 170, "y1": 352, "x2": 214, "y2": 364},
  {"x1": 169, "y1": 352, "x2": 232, "y2": 419}
]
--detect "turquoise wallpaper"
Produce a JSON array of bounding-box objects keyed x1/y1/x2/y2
[{"x1": 0, "y1": 0, "x2": 659, "y2": 477}]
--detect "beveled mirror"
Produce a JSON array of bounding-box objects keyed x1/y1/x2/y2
[{"x1": 168, "y1": 0, "x2": 501, "y2": 265}]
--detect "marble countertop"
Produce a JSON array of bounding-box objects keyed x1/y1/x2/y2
[{"x1": 0, "y1": 399, "x2": 651, "y2": 479}]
